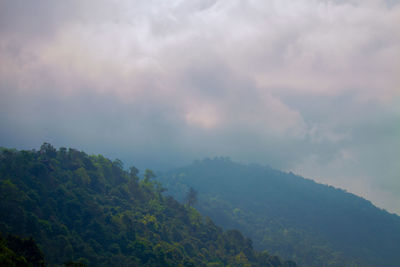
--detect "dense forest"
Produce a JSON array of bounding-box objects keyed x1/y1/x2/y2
[
  {"x1": 0, "y1": 233, "x2": 45, "y2": 266},
  {"x1": 0, "y1": 144, "x2": 296, "y2": 267},
  {"x1": 158, "y1": 158, "x2": 400, "y2": 267}
]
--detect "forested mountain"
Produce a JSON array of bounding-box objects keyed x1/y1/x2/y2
[
  {"x1": 159, "y1": 157, "x2": 400, "y2": 267},
  {"x1": 0, "y1": 144, "x2": 296, "y2": 267}
]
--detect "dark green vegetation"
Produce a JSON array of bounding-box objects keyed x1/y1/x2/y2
[
  {"x1": 0, "y1": 233, "x2": 45, "y2": 266},
  {"x1": 159, "y1": 158, "x2": 400, "y2": 267},
  {"x1": 0, "y1": 144, "x2": 296, "y2": 267}
]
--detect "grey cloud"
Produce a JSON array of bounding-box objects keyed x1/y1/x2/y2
[{"x1": 0, "y1": 0, "x2": 79, "y2": 39}]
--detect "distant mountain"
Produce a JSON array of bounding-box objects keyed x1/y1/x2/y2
[
  {"x1": 0, "y1": 144, "x2": 295, "y2": 267},
  {"x1": 158, "y1": 157, "x2": 400, "y2": 267}
]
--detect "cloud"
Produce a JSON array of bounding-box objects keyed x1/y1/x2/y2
[{"x1": 0, "y1": 0, "x2": 399, "y2": 213}]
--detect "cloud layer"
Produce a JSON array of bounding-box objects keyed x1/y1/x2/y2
[{"x1": 1, "y1": 0, "x2": 399, "y2": 213}]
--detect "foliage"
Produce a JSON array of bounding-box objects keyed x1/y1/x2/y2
[
  {"x1": 0, "y1": 144, "x2": 295, "y2": 267},
  {"x1": 159, "y1": 157, "x2": 400, "y2": 267},
  {"x1": 0, "y1": 233, "x2": 45, "y2": 266}
]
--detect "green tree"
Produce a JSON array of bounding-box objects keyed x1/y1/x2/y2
[
  {"x1": 144, "y1": 169, "x2": 156, "y2": 183},
  {"x1": 186, "y1": 187, "x2": 198, "y2": 207}
]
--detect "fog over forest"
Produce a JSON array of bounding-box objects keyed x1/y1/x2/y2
[{"x1": 0, "y1": 0, "x2": 399, "y2": 214}]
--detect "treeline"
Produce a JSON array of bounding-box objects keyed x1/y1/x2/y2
[{"x1": 0, "y1": 144, "x2": 296, "y2": 266}]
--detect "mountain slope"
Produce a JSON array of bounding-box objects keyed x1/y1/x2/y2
[
  {"x1": 0, "y1": 144, "x2": 296, "y2": 267},
  {"x1": 159, "y1": 157, "x2": 400, "y2": 267}
]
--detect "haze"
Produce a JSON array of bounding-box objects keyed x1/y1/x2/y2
[{"x1": 0, "y1": 0, "x2": 399, "y2": 214}]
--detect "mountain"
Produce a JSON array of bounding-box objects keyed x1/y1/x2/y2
[
  {"x1": 158, "y1": 157, "x2": 400, "y2": 267},
  {"x1": 0, "y1": 144, "x2": 296, "y2": 267}
]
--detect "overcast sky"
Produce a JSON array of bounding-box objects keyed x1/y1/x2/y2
[{"x1": 0, "y1": 0, "x2": 399, "y2": 214}]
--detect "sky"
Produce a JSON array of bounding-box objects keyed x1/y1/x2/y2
[{"x1": 0, "y1": 0, "x2": 399, "y2": 214}]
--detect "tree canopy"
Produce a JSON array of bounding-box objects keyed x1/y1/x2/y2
[{"x1": 0, "y1": 144, "x2": 296, "y2": 267}]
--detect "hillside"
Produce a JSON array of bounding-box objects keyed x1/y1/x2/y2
[
  {"x1": 158, "y1": 157, "x2": 400, "y2": 267},
  {"x1": 0, "y1": 144, "x2": 296, "y2": 266}
]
